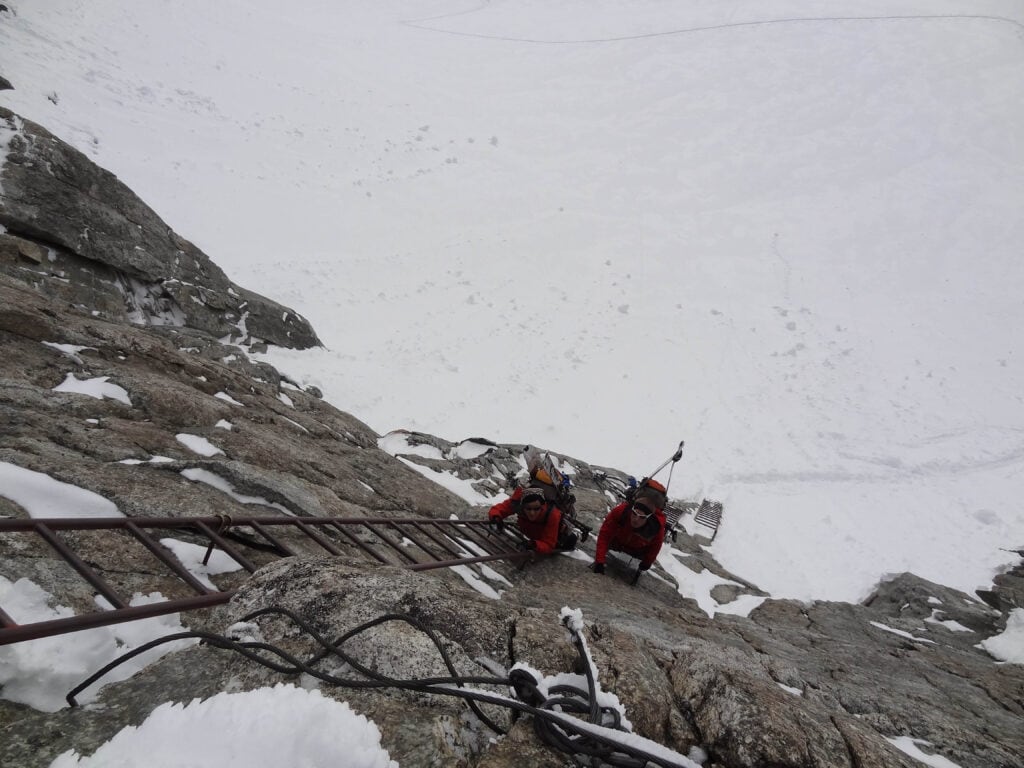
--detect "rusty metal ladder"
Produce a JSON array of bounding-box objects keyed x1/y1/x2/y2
[{"x1": 0, "y1": 514, "x2": 528, "y2": 645}]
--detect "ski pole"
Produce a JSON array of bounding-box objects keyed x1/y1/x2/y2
[{"x1": 645, "y1": 440, "x2": 684, "y2": 479}]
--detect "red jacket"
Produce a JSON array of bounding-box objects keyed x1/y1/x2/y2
[
  {"x1": 595, "y1": 502, "x2": 666, "y2": 568},
  {"x1": 488, "y1": 488, "x2": 562, "y2": 555}
]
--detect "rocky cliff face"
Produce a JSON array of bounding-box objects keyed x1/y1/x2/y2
[
  {"x1": 0, "y1": 107, "x2": 319, "y2": 349},
  {"x1": 1, "y1": 110, "x2": 1022, "y2": 768}
]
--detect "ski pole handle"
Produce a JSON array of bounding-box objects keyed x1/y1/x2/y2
[{"x1": 648, "y1": 440, "x2": 685, "y2": 478}]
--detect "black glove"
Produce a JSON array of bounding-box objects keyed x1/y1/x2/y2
[
  {"x1": 488, "y1": 516, "x2": 505, "y2": 534},
  {"x1": 516, "y1": 539, "x2": 536, "y2": 552},
  {"x1": 591, "y1": 562, "x2": 605, "y2": 574}
]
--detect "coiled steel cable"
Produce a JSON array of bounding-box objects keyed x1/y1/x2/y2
[{"x1": 66, "y1": 606, "x2": 692, "y2": 768}]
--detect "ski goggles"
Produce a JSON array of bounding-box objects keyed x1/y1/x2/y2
[{"x1": 631, "y1": 503, "x2": 654, "y2": 518}]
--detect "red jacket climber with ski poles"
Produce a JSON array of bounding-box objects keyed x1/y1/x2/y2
[{"x1": 594, "y1": 500, "x2": 666, "y2": 570}]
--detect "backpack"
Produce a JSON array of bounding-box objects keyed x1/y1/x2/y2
[
  {"x1": 519, "y1": 447, "x2": 575, "y2": 513},
  {"x1": 515, "y1": 446, "x2": 590, "y2": 542},
  {"x1": 624, "y1": 477, "x2": 668, "y2": 510}
]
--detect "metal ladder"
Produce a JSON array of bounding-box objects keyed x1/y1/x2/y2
[{"x1": 0, "y1": 514, "x2": 528, "y2": 645}]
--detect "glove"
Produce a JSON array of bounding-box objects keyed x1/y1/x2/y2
[
  {"x1": 488, "y1": 516, "x2": 505, "y2": 534},
  {"x1": 591, "y1": 562, "x2": 605, "y2": 575},
  {"x1": 516, "y1": 539, "x2": 536, "y2": 552}
]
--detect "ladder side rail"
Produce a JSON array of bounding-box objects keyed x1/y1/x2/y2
[
  {"x1": 0, "y1": 515, "x2": 543, "y2": 533},
  {"x1": 0, "y1": 516, "x2": 285, "y2": 533},
  {"x1": 0, "y1": 592, "x2": 234, "y2": 646}
]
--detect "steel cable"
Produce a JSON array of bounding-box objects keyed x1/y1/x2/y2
[{"x1": 66, "y1": 606, "x2": 691, "y2": 767}]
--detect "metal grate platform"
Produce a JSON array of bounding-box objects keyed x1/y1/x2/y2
[{"x1": 693, "y1": 499, "x2": 724, "y2": 541}]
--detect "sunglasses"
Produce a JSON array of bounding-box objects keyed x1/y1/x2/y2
[{"x1": 632, "y1": 503, "x2": 654, "y2": 518}]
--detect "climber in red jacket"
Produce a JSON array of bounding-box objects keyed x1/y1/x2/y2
[
  {"x1": 488, "y1": 484, "x2": 576, "y2": 555},
  {"x1": 592, "y1": 481, "x2": 667, "y2": 583}
]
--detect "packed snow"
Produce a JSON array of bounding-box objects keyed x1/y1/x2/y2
[
  {"x1": 980, "y1": 608, "x2": 1024, "y2": 663},
  {"x1": 0, "y1": 577, "x2": 196, "y2": 712},
  {"x1": 2, "y1": 0, "x2": 1022, "y2": 607},
  {"x1": 869, "y1": 620, "x2": 936, "y2": 645},
  {"x1": 1, "y1": 1, "x2": 1023, "y2": 764},
  {"x1": 213, "y1": 392, "x2": 244, "y2": 407},
  {"x1": 41, "y1": 341, "x2": 93, "y2": 365},
  {"x1": 179, "y1": 468, "x2": 293, "y2": 515},
  {"x1": 157, "y1": 538, "x2": 243, "y2": 591},
  {"x1": 885, "y1": 736, "x2": 965, "y2": 768},
  {"x1": 48, "y1": 684, "x2": 398, "y2": 768},
  {"x1": 52, "y1": 373, "x2": 131, "y2": 406},
  {"x1": 396, "y1": 455, "x2": 498, "y2": 505},
  {"x1": 175, "y1": 433, "x2": 224, "y2": 457},
  {"x1": 0, "y1": 461, "x2": 122, "y2": 518}
]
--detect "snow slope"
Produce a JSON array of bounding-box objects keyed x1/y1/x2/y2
[{"x1": 2, "y1": 0, "x2": 1023, "y2": 601}]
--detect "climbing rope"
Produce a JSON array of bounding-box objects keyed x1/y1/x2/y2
[{"x1": 66, "y1": 606, "x2": 693, "y2": 768}]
